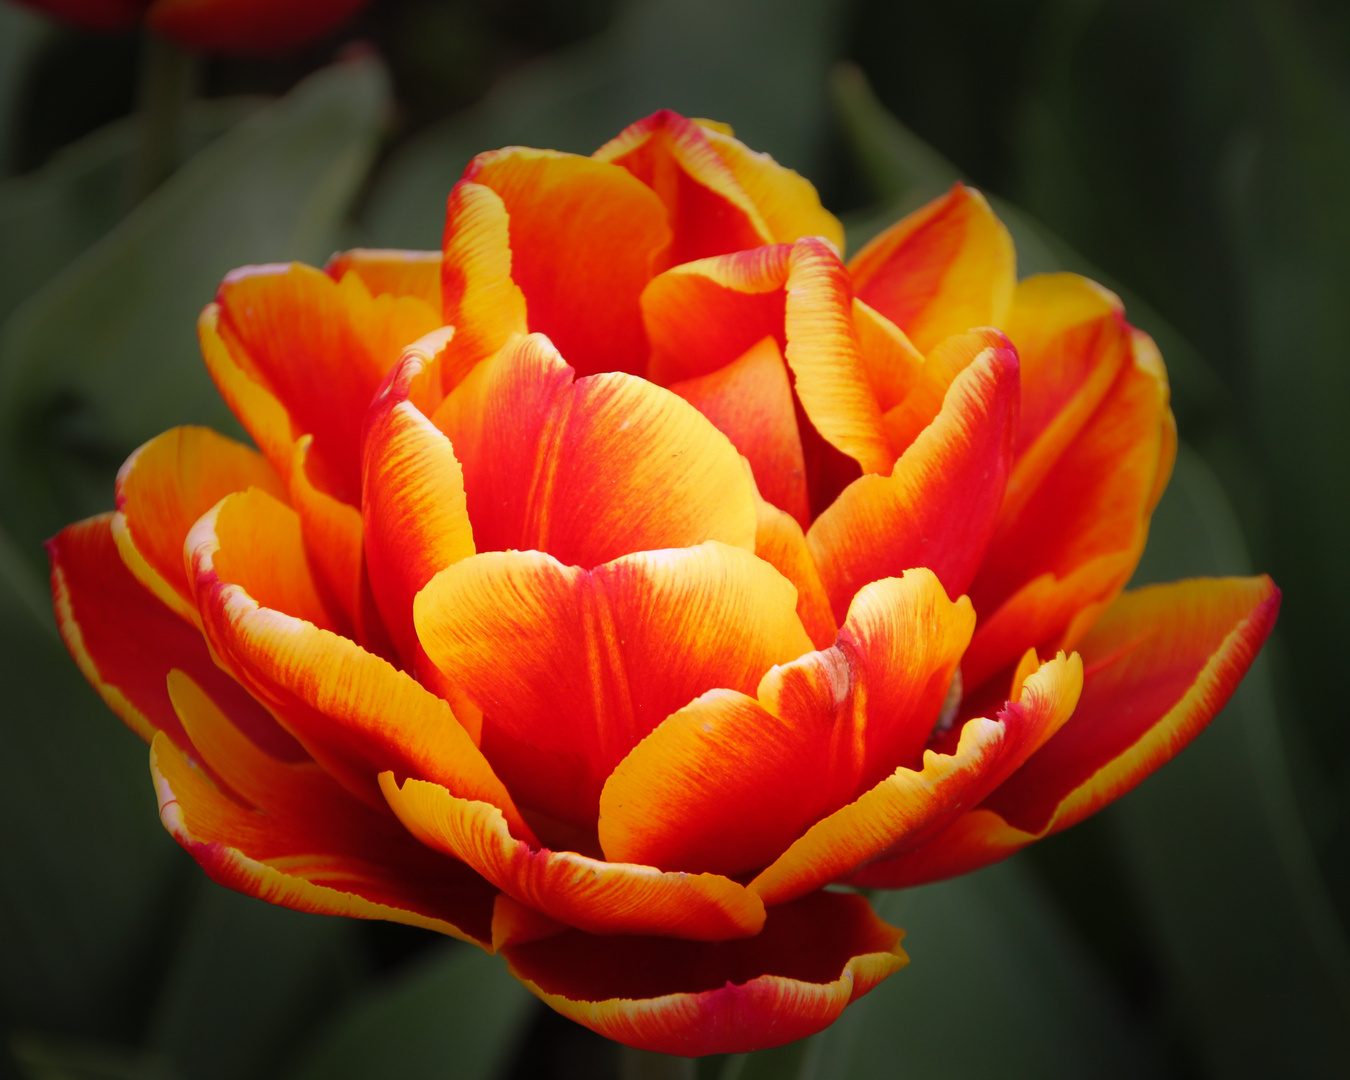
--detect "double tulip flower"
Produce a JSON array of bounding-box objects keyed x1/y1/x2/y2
[{"x1": 49, "y1": 111, "x2": 1278, "y2": 1055}]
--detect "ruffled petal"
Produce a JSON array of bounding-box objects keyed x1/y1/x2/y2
[
  {"x1": 848, "y1": 183, "x2": 1015, "y2": 354},
  {"x1": 213, "y1": 262, "x2": 440, "y2": 501},
  {"x1": 47, "y1": 514, "x2": 299, "y2": 759},
  {"x1": 112, "y1": 425, "x2": 286, "y2": 623},
  {"x1": 430, "y1": 332, "x2": 758, "y2": 567},
  {"x1": 325, "y1": 248, "x2": 442, "y2": 310},
  {"x1": 362, "y1": 340, "x2": 475, "y2": 666},
  {"x1": 853, "y1": 576, "x2": 1279, "y2": 887},
  {"x1": 381, "y1": 774, "x2": 765, "y2": 941},
  {"x1": 808, "y1": 346, "x2": 1019, "y2": 622},
  {"x1": 593, "y1": 109, "x2": 774, "y2": 263},
  {"x1": 187, "y1": 488, "x2": 534, "y2": 840},
  {"x1": 597, "y1": 569, "x2": 972, "y2": 877},
  {"x1": 152, "y1": 730, "x2": 497, "y2": 946},
  {"x1": 501, "y1": 890, "x2": 906, "y2": 1056},
  {"x1": 669, "y1": 336, "x2": 809, "y2": 526},
  {"x1": 415, "y1": 544, "x2": 812, "y2": 838},
  {"x1": 458, "y1": 148, "x2": 671, "y2": 377},
  {"x1": 758, "y1": 652, "x2": 1081, "y2": 904}
]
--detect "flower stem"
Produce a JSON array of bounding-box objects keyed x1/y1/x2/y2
[
  {"x1": 122, "y1": 29, "x2": 197, "y2": 210},
  {"x1": 619, "y1": 1047, "x2": 697, "y2": 1080}
]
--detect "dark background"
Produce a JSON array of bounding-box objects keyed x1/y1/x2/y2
[{"x1": 2, "y1": 0, "x2": 1349, "y2": 1076}]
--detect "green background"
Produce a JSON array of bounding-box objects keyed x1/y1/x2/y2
[{"x1": 1, "y1": 0, "x2": 1347, "y2": 1076}]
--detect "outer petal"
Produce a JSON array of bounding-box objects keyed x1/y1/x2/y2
[
  {"x1": 213, "y1": 262, "x2": 440, "y2": 501},
  {"x1": 415, "y1": 544, "x2": 812, "y2": 837},
  {"x1": 146, "y1": 0, "x2": 368, "y2": 53},
  {"x1": 458, "y1": 149, "x2": 671, "y2": 377},
  {"x1": 598, "y1": 570, "x2": 972, "y2": 877},
  {"x1": 430, "y1": 332, "x2": 758, "y2": 567},
  {"x1": 758, "y1": 652, "x2": 1081, "y2": 904},
  {"x1": 669, "y1": 336, "x2": 809, "y2": 526},
  {"x1": 187, "y1": 488, "x2": 535, "y2": 842},
  {"x1": 381, "y1": 774, "x2": 765, "y2": 941},
  {"x1": 112, "y1": 425, "x2": 286, "y2": 623},
  {"x1": 848, "y1": 183, "x2": 1015, "y2": 354},
  {"x1": 153, "y1": 732, "x2": 497, "y2": 946},
  {"x1": 325, "y1": 248, "x2": 442, "y2": 311},
  {"x1": 853, "y1": 576, "x2": 1279, "y2": 887},
  {"x1": 501, "y1": 890, "x2": 906, "y2": 1056},
  {"x1": 362, "y1": 341, "x2": 475, "y2": 665},
  {"x1": 808, "y1": 346, "x2": 1019, "y2": 621},
  {"x1": 594, "y1": 110, "x2": 774, "y2": 263},
  {"x1": 966, "y1": 332, "x2": 1174, "y2": 686}
]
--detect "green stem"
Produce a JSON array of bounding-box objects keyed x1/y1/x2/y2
[
  {"x1": 619, "y1": 1046, "x2": 697, "y2": 1080},
  {"x1": 122, "y1": 29, "x2": 198, "y2": 210}
]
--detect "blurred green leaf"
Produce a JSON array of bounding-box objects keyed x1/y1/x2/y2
[
  {"x1": 0, "y1": 97, "x2": 267, "y2": 328},
  {"x1": 281, "y1": 942, "x2": 532, "y2": 1080},
  {"x1": 1111, "y1": 444, "x2": 1350, "y2": 1077},
  {"x1": 0, "y1": 55, "x2": 389, "y2": 568},
  {"x1": 725, "y1": 862, "x2": 1153, "y2": 1080},
  {"x1": 0, "y1": 568, "x2": 180, "y2": 1042},
  {"x1": 363, "y1": 0, "x2": 846, "y2": 248},
  {"x1": 0, "y1": 3, "x2": 50, "y2": 177},
  {"x1": 10, "y1": 1032, "x2": 168, "y2": 1080},
  {"x1": 143, "y1": 883, "x2": 359, "y2": 1080}
]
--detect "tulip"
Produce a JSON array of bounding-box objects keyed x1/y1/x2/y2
[
  {"x1": 48, "y1": 110, "x2": 1278, "y2": 1056},
  {"x1": 15, "y1": 0, "x2": 369, "y2": 53}
]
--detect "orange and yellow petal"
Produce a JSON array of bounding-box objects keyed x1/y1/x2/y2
[
  {"x1": 187, "y1": 489, "x2": 534, "y2": 840},
  {"x1": 362, "y1": 345, "x2": 475, "y2": 665},
  {"x1": 213, "y1": 262, "x2": 440, "y2": 501},
  {"x1": 853, "y1": 298, "x2": 924, "y2": 414},
  {"x1": 112, "y1": 425, "x2": 286, "y2": 623},
  {"x1": 848, "y1": 183, "x2": 1015, "y2": 354},
  {"x1": 669, "y1": 336, "x2": 809, "y2": 526},
  {"x1": 415, "y1": 545, "x2": 812, "y2": 837},
  {"x1": 808, "y1": 345, "x2": 1019, "y2": 622},
  {"x1": 430, "y1": 332, "x2": 758, "y2": 567},
  {"x1": 597, "y1": 569, "x2": 972, "y2": 877},
  {"x1": 152, "y1": 733, "x2": 498, "y2": 946},
  {"x1": 47, "y1": 513, "x2": 297, "y2": 759},
  {"x1": 881, "y1": 328, "x2": 1013, "y2": 455},
  {"x1": 699, "y1": 123, "x2": 845, "y2": 252},
  {"x1": 458, "y1": 148, "x2": 671, "y2": 377},
  {"x1": 381, "y1": 774, "x2": 765, "y2": 941},
  {"x1": 853, "y1": 576, "x2": 1278, "y2": 887},
  {"x1": 967, "y1": 334, "x2": 1174, "y2": 669},
  {"x1": 594, "y1": 109, "x2": 774, "y2": 263},
  {"x1": 642, "y1": 245, "x2": 792, "y2": 386},
  {"x1": 501, "y1": 890, "x2": 906, "y2": 1056},
  {"x1": 753, "y1": 497, "x2": 836, "y2": 649},
  {"x1": 783, "y1": 238, "x2": 894, "y2": 476},
  {"x1": 325, "y1": 248, "x2": 442, "y2": 311}
]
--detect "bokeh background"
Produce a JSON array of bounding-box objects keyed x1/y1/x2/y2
[{"x1": 2, "y1": 0, "x2": 1349, "y2": 1076}]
